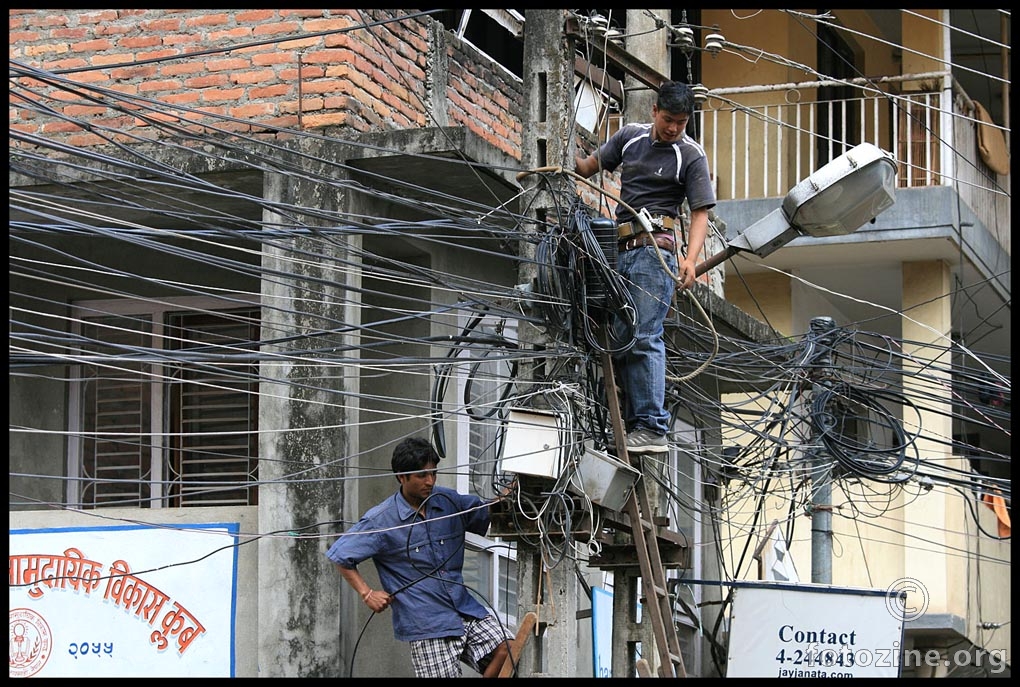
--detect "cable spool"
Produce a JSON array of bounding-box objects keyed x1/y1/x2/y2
[{"x1": 584, "y1": 217, "x2": 617, "y2": 307}]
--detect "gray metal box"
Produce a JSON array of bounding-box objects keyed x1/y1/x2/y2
[
  {"x1": 499, "y1": 408, "x2": 566, "y2": 479},
  {"x1": 570, "y1": 446, "x2": 641, "y2": 511}
]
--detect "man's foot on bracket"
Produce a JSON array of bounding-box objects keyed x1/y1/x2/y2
[{"x1": 626, "y1": 428, "x2": 669, "y2": 454}]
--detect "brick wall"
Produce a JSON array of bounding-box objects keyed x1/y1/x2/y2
[
  {"x1": 445, "y1": 37, "x2": 523, "y2": 159},
  {"x1": 9, "y1": 9, "x2": 524, "y2": 158}
]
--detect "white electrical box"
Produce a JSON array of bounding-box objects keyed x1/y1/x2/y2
[
  {"x1": 569, "y1": 445, "x2": 642, "y2": 511},
  {"x1": 499, "y1": 408, "x2": 566, "y2": 479}
]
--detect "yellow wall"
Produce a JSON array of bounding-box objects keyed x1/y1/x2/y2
[
  {"x1": 701, "y1": 10, "x2": 816, "y2": 198},
  {"x1": 720, "y1": 261, "x2": 972, "y2": 618},
  {"x1": 900, "y1": 261, "x2": 959, "y2": 617},
  {"x1": 724, "y1": 270, "x2": 793, "y2": 336},
  {"x1": 901, "y1": 10, "x2": 945, "y2": 90}
]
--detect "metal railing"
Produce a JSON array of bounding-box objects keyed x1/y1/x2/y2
[{"x1": 695, "y1": 72, "x2": 1009, "y2": 240}]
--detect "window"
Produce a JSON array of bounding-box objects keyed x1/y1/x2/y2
[
  {"x1": 816, "y1": 20, "x2": 861, "y2": 165},
  {"x1": 69, "y1": 297, "x2": 260, "y2": 508},
  {"x1": 448, "y1": 309, "x2": 520, "y2": 629},
  {"x1": 464, "y1": 532, "x2": 519, "y2": 630},
  {"x1": 447, "y1": 311, "x2": 518, "y2": 501},
  {"x1": 574, "y1": 72, "x2": 624, "y2": 138},
  {"x1": 436, "y1": 10, "x2": 525, "y2": 78}
]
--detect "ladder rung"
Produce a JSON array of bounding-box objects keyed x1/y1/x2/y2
[{"x1": 603, "y1": 350, "x2": 687, "y2": 679}]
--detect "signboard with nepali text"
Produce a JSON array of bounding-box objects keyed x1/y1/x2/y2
[{"x1": 9, "y1": 522, "x2": 238, "y2": 677}]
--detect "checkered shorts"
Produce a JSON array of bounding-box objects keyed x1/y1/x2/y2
[{"x1": 409, "y1": 614, "x2": 513, "y2": 678}]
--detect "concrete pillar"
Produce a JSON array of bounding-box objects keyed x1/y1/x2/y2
[
  {"x1": 901, "y1": 261, "x2": 960, "y2": 616},
  {"x1": 515, "y1": 9, "x2": 581, "y2": 678},
  {"x1": 626, "y1": 10, "x2": 670, "y2": 116},
  {"x1": 258, "y1": 161, "x2": 354, "y2": 676}
]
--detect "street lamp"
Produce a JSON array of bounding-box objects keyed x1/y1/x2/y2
[{"x1": 696, "y1": 142, "x2": 899, "y2": 276}]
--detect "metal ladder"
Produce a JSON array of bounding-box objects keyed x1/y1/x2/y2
[{"x1": 601, "y1": 348, "x2": 687, "y2": 678}]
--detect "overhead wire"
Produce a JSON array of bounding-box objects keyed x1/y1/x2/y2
[{"x1": 8, "y1": 11, "x2": 1011, "y2": 669}]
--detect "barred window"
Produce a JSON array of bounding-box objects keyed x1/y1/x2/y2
[{"x1": 70, "y1": 298, "x2": 259, "y2": 508}]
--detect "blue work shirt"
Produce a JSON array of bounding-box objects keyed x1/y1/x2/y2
[{"x1": 326, "y1": 484, "x2": 492, "y2": 642}]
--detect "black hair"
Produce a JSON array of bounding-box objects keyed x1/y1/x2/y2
[
  {"x1": 656, "y1": 80, "x2": 695, "y2": 116},
  {"x1": 391, "y1": 437, "x2": 441, "y2": 479}
]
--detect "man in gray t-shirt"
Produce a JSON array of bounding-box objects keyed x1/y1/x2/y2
[{"x1": 575, "y1": 81, "x2": 716, "y2": 454}]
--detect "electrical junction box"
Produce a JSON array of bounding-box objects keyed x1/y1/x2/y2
[
  {"x1": 569, "y1": 445, "x2": 642, "y2": 512},
  {"x1": 498, "y1": 408, "x2": 567, "y2": 479}
]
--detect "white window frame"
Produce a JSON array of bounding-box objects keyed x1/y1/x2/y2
[
  {"x1": 450, "y1": 309, "x2": 520, "y2": 630},
  {"x1": 67, "y1": 293, "x2": 259, "y2": 508}
]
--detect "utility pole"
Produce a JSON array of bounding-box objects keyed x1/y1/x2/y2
[
  {"x1": 515, "y1": 9, "x2": 580, "y2": 678},
  {"x1": 807, "y1": 316, "x2": 836, "y2": 584},
  {"x1": 517, "y1": 10, "x2": 694, "y2": 677}
]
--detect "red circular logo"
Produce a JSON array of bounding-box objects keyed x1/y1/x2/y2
[{"x1": 9, "y1": 608, "x2": 53, "y2": 678}]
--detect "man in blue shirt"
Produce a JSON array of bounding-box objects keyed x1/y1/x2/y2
[
  {"x1": 575, "y1": 81, "x2": 715, "y2": 454},
  {"x1": 326, "y1": 437, "x2": 511, "y2": 677}
]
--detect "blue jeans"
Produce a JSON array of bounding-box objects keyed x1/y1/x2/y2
[{"x1": 612, "y1": 245, "x2": 677, "y2": 436}]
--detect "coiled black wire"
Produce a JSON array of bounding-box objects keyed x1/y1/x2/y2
[
  {"x1": 567, "y1": 202, "x2": 636, "y2": 355},
  {"x1": 810, "y1": 381, "x2": 919, "y2": 482}
]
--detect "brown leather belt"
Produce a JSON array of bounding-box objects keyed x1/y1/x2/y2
[
  {"x1": 617, "y1": 215, "x2": 676, "y2": 239},
  {"x1": 620, "y1": 232, "x2": 675, "y2": 252}
]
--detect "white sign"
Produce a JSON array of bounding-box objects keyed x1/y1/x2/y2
[
  {"x1": 726, "y1": 583, "x2": 904, "y2": 678},
  {"x1": 9, "y1": 522, "x2": 238, "y2": 677}
]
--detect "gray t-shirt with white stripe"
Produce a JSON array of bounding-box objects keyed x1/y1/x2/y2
[{"x1": 594, "y1": 123, "x2": 716, "y2": 224}]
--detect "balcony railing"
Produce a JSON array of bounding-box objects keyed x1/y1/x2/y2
[{"x1": 696, "y1": 72, "x2": 1009, "y2": 246}]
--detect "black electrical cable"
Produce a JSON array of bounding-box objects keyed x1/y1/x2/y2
[{"x1": 810, "y1": 382, "x2": 915, "y2": 481}]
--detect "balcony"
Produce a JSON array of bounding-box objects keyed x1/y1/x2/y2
[
  {"x1": 698, "y1": 72, "x2": 1010, "y2": 353},
  {"x1": 697, "y1": 70, "x2": 1010, "y2": 480},
  {"x1": 698, "y1": 72, "x2": 1009, "y2": 248}
]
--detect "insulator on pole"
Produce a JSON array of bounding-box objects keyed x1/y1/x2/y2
[
  {"x1": 704, "y1": 32, "x2": 724, "y2": 56},
  {"x1": 668, "y1": 25, "x2": 695, "y2": 52}
]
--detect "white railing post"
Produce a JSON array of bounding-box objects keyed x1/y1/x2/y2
[{"x1": 939, "y1": 10, "x2": 955, "y2": 188}]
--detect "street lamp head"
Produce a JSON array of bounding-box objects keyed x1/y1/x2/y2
[
  {"x1": 783, "y1": 142, "x2": 898, "y2": 237},
  {"x1": 716, "y1": 142, "x2": 899, "y2": 264}
]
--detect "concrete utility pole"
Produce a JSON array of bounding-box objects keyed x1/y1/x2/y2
[
  {"x1": 807, "y1": 316, "x2": 836, "y2": 584},
  {"x1": 515, "y1": 9, "x2": 581, "y2": 678}
]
